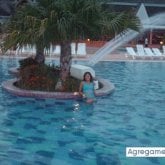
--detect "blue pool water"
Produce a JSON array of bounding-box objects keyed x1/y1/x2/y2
[{"x1": 0, "y1": 58, "x2": 165, "y2": 165}]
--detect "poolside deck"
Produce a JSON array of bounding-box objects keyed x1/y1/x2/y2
[{"x1": 0, "y1": 45, "x2": 165, "y2": 62}]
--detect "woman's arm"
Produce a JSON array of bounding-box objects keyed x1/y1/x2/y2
[{"x1": 79, "y1": 81, "x2": 84, "y2": 96}]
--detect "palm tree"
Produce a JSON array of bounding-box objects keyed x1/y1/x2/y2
[{"x1": 2, "y1": 0, "x2": 140, "y2": 86}]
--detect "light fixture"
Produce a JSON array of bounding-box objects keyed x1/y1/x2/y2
[{"x1": 160, "y1": 41, "x2": 163, "y2": 45}]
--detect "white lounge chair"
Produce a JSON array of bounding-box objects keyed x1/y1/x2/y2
[
  {"x1": 48, "y1": 43, "x2": 77, "y2": 57},
  {"x1": 52, "y1": 45, "x2": 61, "y2": 55},
  {"x1": 152, "y1": 48, "x2": 165, "y2": 60},
  {"x1": 162, "y1": 45, "x2": 165, "y2": 55},
  {"x1": 126, "y1": 47, "x2": 137, "y2": 59},
  {"x1": 71, "y1": 43, "x2": 76, "y2": 55},
  {"x1": 16, "y1": 44, "x2": 36, "y2": 56},
  {"x1": 76, "y1": 43, "x2": 87, "y2": 57},
  {"x1": 144, "y1": 47, "x2": 155, "y2": 56},
  {"x1": 136, "y1": 44, "x2": 146, "y2": 56},
  {"x1": 152, "y1": 48, "x2": 163, "y2": 56}
]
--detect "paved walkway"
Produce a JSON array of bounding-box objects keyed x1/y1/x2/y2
[{"x1": 0, "y1": 46, "x2": 165, "y2": 62}]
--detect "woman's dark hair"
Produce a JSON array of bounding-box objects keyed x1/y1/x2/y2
[{"x1": 83, "y1": 72, "x2": 93, "y2": 82}]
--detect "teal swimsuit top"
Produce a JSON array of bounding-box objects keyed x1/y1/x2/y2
[{"x1": 82, "y1": 82, "x2": 95, "y2": 99}]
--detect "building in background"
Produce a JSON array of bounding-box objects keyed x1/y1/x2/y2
[{"x1": 107, "y1": 0, "x2": 165, "y2": 45}]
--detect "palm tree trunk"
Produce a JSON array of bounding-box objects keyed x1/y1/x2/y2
[
  {"x1": 60, "y1": 41, "x2": 72, "y2": 82},
  {"x1": 35, "y1": 45, "x2": 45, "y2": 64}
]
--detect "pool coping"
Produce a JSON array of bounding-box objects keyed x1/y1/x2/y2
[{"x1": 2, "y1": 69, "x2": 115, "y2": 99}]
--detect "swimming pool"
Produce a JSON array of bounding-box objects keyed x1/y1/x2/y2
[{"x1": 0, "y1": 58, "x2": 165, "y2": 165}]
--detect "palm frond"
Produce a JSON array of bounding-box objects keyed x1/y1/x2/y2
[{"x1": 3, "y1": 0, "x2": 140, "y2": 52}]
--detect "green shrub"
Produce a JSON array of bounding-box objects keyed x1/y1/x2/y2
[
  {"x1": 63, "y1": 77, "x2": 81, "y2": 92},
  {"x1": 15, "y1": 63, "x2": 80, "y2": 92}
]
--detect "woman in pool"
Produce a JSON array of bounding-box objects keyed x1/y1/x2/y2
[{"x1": 79, "y1": 72, "x2": 96, "y2": 103}]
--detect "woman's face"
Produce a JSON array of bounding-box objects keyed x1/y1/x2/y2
[{"x1": 85, "y1": 74, "x2": 91, "y2": 82}]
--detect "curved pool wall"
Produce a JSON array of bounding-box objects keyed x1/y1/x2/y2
[
  {"x1": 2, "y1": 78, "x2": 115, "y2": 99},
  {"x1": 0, "y1": 58, "x2": 165, "y2": 165},
  {"x1": 4, "y1": 67, "x2": 115, "y2": 98}
]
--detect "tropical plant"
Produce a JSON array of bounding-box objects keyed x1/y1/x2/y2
[
  {"x1": 2, "y1": 0, "x2": 140, "y2": 89},
  {"x1": 15, "y1": 62, "x2": 80, "y2": 92}
]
